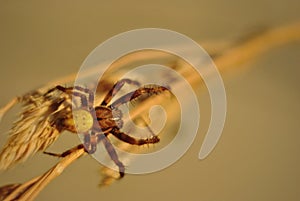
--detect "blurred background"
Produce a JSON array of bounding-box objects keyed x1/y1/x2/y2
[{"x1": 0, "y1": 1, "x2": 299, "y2": 201}]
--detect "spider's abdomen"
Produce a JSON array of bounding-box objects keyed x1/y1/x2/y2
[
  {"x1": 95, "y1": 106, "x2": 123, "y2": 131},
  {"x1": 72, "y1": 109, "x2": 94, "y2": 132}
]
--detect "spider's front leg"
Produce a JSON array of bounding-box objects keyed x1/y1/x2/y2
[
  {"x1": 110, "y1": 127, "x2": 160, "y2": 146},
  {"x1": 101, "y1": 78, "x2": 140, "y2": 106},
  {"x1": 110, "y1": 85, "x2": 169, "y2": 108}
]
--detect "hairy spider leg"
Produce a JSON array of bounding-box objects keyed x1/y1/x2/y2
[
  {"x1": 83, "y1": 133, "x2": 92, "y2": 153},
  {"x1": 43, "y1": 132, "x2": 96, "y2": 157},
  {"x1": 97, "y1": 134, "x2": 125, "y2": 178},
  {"x1": 54, "y1": 85, "x2": 94, "y2": 109},
  {"x1": 101, "y1": 79, "x2": 140, "y2": 106},
  {"x1": 85, "y1": 132, "x2": 99, "y2": 154},
  {"x1": 110, "y1": 85, "x2": 169, "y2": 108},
  {"x1": 43, "y1": 144, "x2": 84, "y2": 157},
  {"x1": 43, "y1": 132, "x2": 97, "y2": 157},
  {"x1": 109, "y1": 127, "x2": 160, "y2": 145}
]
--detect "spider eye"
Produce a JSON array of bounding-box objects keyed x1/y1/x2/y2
[{"x1": 73, "y1": 109, "x2": 93, "y2": 132}]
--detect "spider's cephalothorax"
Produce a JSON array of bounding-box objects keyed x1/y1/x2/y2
[
  {"x1": 44, "y1": 79, "x2": 169, "y2": 178},
  {"x1": 94, "y1": 106, "x2": 124, "y2": 132}
]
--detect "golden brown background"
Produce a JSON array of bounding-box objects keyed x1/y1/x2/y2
[{"x1": 0, "y1": 1, "x2": 299, "y2": 201}]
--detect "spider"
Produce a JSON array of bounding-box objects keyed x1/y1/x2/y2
[{"x1": 42, "y1": 79, "x2": 170, "y2": 178}]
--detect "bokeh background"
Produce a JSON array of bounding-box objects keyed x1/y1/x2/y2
[{"x1": 0, "y1": 1, "x2": 299, "y2": 201}]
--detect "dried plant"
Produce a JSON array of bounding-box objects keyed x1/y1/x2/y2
[
  {"x1": 0, "y1": 88, "x2": 71, "y2": 170},
  {"x1": 0, "y1": 21, "x2": 299, "y2": 201}
]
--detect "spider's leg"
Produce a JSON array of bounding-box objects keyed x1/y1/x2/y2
[
  {"x1": 110, "y1": 85, "x2": 169, "y2": 108},
  {"x1": 54, "y1": 85, "x2": 94, "y2": 109},
  {"x1": 134, "y1": 115, "x2": 157, "y2": 138},
  {"x1": 81, "y1": 132, "x2": 98, "y2": 154},
  {"x1": 73, "y1": 86, "x2": 94, "y2": 109},
  {"x1": 110, "y1": 127, "x2": 160, "y2": 145},
  {"x1": 43, "y1": 144, "x2": 84, "y2": 157},
  {"x1": 101, "y1": 79, "x2": 140, "y2": 106},
  {"x1": 98, "y1": 134, "x2": 125, "y2": 178},
  {"x1": 44, "y1": 132, "x2": 98, "y2": 157}
]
